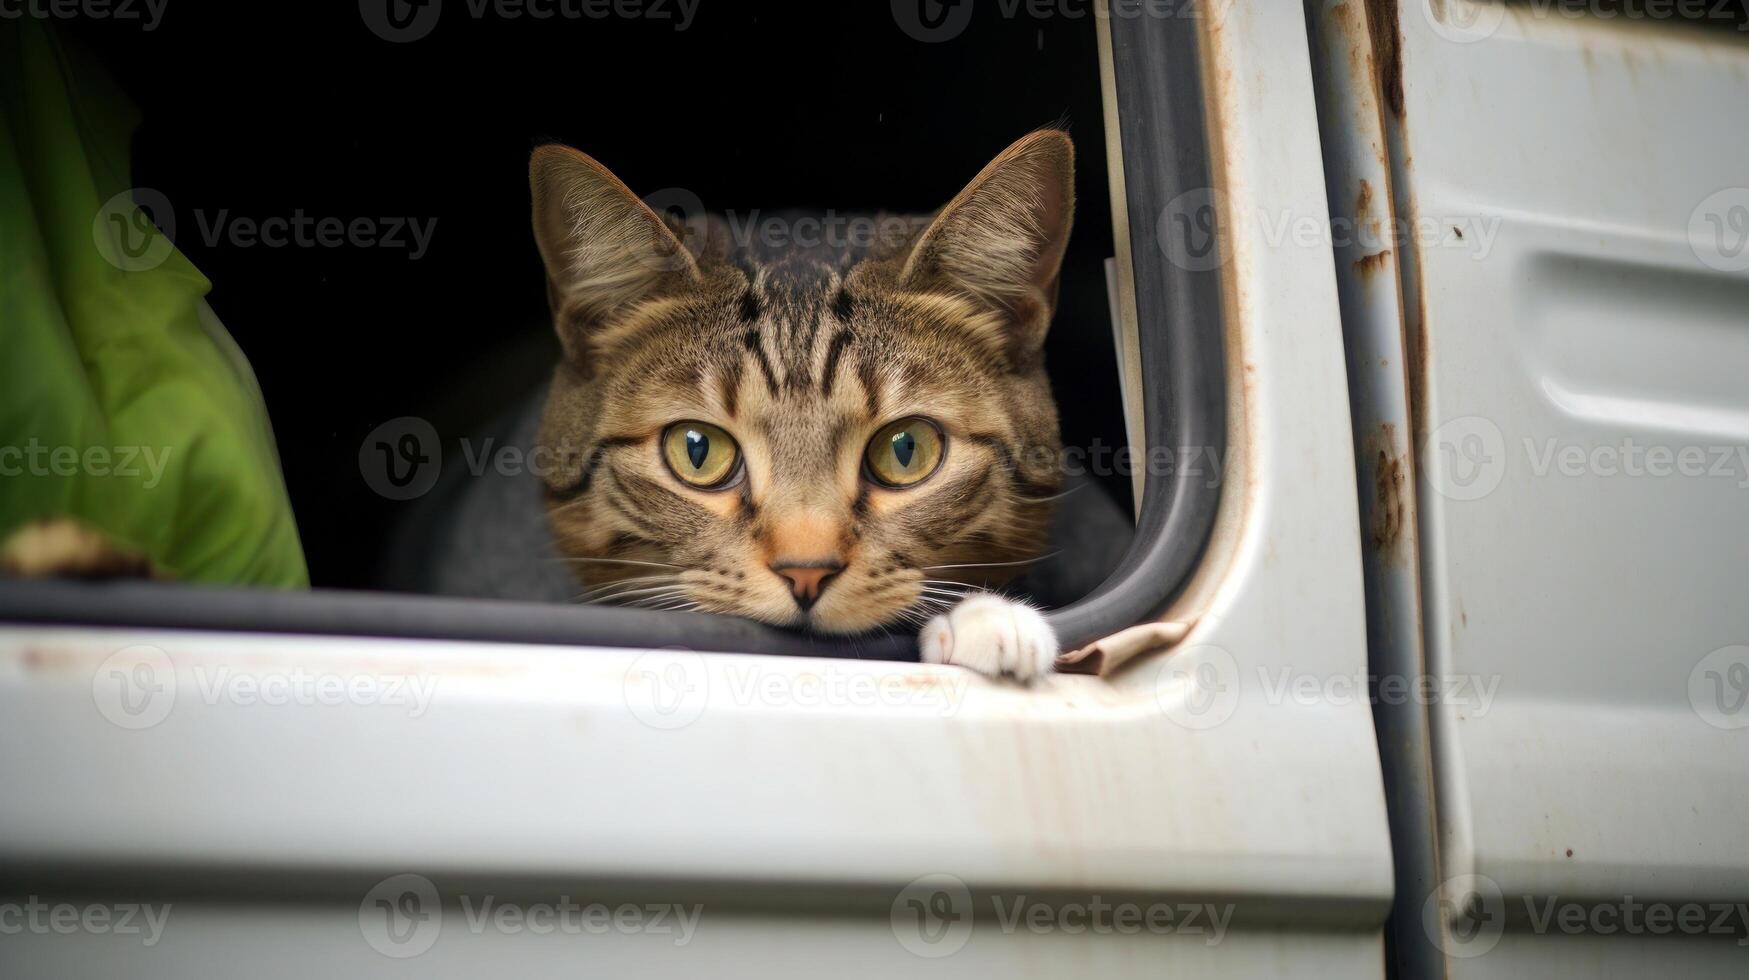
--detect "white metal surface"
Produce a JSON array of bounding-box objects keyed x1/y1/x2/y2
[{"x1": 1387, "y1": 2, "x2": 1749, "y2": 974}]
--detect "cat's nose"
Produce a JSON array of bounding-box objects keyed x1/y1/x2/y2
[{"x1": 770, "y1": 560, "x2": 844, "y2": 611}]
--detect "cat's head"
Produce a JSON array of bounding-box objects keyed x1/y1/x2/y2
[{"x1": 529, "y1": 131, "x2": 1073, "y2": 633}]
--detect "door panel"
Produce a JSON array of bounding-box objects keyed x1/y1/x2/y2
[{"x1": 1381, "y1": 2, "x2": 1749, "y2": 972}]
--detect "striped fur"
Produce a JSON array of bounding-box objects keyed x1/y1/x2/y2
[{"x1": 530, "y1": 132, "x2": 1074, "y2": 634}]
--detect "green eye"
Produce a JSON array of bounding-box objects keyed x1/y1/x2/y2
[
  {"x1": 865, "y1": 418, "x2": 945, "y2": 488},
  {"x1": 662, "y1": 422, "x2": 741, "y2": 489}
]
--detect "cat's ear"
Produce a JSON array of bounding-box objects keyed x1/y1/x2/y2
[
  {"x1": 530, "y1": 145, "x2": 700, "y2": 363},
  {"x1": 901, "y1": 130, "x2": 1075, "y2": 356}
]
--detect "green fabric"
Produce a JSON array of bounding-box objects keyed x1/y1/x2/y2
[{"x1": 0, "y1": 21, "x2": 307, "y2": 587}]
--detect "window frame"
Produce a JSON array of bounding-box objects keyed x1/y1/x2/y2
[{"x1": 0, "y1": 11, "x2": 1226, "y2": 660}]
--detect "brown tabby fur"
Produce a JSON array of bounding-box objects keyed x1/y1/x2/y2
[{"x1": 529, "y1": 131, "x2": 1074, "y2": 634}]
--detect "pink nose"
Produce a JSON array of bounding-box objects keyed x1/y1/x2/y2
[{"x1": 771, "y1": 561, "x2": 844, "y2": 611}]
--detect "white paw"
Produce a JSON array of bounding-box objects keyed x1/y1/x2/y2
[{"x1": 920, "y1": 594, "x2": 1058, "y2": 681}]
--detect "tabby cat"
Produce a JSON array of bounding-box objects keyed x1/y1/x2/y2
[{"x1": 529, "y1": 131, "x2": 1074, "y2": 679}]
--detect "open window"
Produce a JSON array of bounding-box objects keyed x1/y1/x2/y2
[{"x1": 2, "y1": 5, "x2": 1223, "y2": 660}]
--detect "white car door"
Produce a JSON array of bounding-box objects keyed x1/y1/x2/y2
[
  {"x1": 0, "y1": 5, "x2": 1394, "y2": 977},
  {"x1": 1312, "y1": 1, "x2": 1749, "y2": 975}
]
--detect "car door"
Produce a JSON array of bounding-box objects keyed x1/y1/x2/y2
[
  {"x1": 0, "y1": 4, "x2": 1395, "y2": 977},
  {"x1": 1309, "y1": 1, "x2": 1749, "y2": 976}
]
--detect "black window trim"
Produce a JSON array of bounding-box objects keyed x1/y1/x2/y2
[{"x1": 0, "y1": 8, "x2": 1226, "y2": 662}]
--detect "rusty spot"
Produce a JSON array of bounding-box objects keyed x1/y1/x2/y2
[
  {"x1": 1354, "y1": 248, "x2": 1393, "y2": 277},
  {"x1": 1356, "y1": 178, "x2": 1374, "y2": 215},
  {"x1": 18, "y1": 647, "x2": 82, "y2": 674},
  {"x1": 1363, "y1": 0, "x2": 1405, "y2": 119},
  {"x1": 1369, "y1": 423, "x2": 1408, "y2": 560},
  {"x1": 1565, "y1": 848, "x2": 1574, "y2": 858}
]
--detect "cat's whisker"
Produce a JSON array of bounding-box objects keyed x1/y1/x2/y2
[
  {"x1": 919, "y1": 586, "x2": 976, "y2": 601},
  {"x1": 916, "y1": 588, "x2": 972, "y2": 605},
  {"x1": 578, "y1": 577, "x2": 678, "y2": 603},
  {"x1": 1014, "y1": 485, "x2": 1082, "y2": 505},
  {"x1": 582, "y1": 579, "x2": 684, "y2": 604},
  {"x1": 553, "y1": 556, "x2": 686, "y2": 572},
  {"x1": 605, "y1": 585, "x2": 692, "y2": 603},
  {"x1": 922, "y1": 552, "x2": 1059, "y2": 573},
  {"x1": 621, "y1": 591, "x2": 692, "y2": 610},
  {"x1": 921, "y1": 579, "x2": 981, "y2": 590}
]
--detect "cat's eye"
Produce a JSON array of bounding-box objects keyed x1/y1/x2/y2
[
  {"x1": 864, "y1": 417, "x2": 946, "y2": 489},
  {"x1": 662, "y1": 422, "x2": 742, "y2": 489}
]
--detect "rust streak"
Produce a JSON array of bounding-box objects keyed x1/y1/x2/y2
[
  {"x1": 1368, "y1": 423, "x2": 1408, "y2": 562},
  {"x1": 1354, "y1": 248, "x2": 1394, "y2": 278},
  {"x1": 1362, "y1": 0, "x2": 1405, "y2": 120}
]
